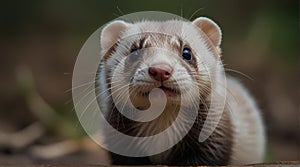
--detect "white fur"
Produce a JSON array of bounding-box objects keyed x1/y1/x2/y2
[
  {"x1": 226, "y1": 77, "x2": 265, "y2": 164},
  {"x1": 98, "y1": 17, "x2": 265, "y2": 165}
]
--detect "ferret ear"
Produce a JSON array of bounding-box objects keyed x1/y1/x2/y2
[
  {"x1": 100, "y1": 20, "x2": 129, "y2": 53},
  {"x1": 192, "y1": 17, "x2": 222, "y2": 47}
]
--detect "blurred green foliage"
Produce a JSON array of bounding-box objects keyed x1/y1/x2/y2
[{"x1": 1, "y1": 0, "x2": 297, "y2": 62}]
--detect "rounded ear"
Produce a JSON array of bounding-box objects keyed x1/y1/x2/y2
[
  {"x1": 192, "y1": 17, "x2": 222, "y2": 47},
  {"x1": 100, "y1": 20, "x2": 129, "y2": 52}
]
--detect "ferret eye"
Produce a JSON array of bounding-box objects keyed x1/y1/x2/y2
[
  {"x1": 130, "y1": 48, "x2": 139, "y2": 56},
  {"x1": 182, "y1": 48, "x2": 192, "y2": 61}
]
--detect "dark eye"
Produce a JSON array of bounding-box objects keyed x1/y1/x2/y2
[
  {"x1": 182, "y1": 48, "x2": 192, "y2": 61},
  {"x1": 130, "y1": 48, "x2": 139, "y2": 56}
]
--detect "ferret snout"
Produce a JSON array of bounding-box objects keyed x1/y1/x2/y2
[{"x1": 148, "y1": 63, "x2": 173, "y2": 81}]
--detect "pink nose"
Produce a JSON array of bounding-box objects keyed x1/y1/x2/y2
[{"x1": 148, "y1": 63, "x2": 173, "y2": 81}]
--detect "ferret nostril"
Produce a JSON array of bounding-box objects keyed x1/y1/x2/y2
[
  {"x1": 148, "y1": 68, "x2": 157, "y2": 76},
  {"x1": 148, "y1": 64, "x2": 173, "y2": 81}
]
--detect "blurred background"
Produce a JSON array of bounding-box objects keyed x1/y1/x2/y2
[{"x1": 0, "y1": 0, "x2": 298, "y2": 165}]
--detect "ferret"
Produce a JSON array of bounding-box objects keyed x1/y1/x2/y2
[{"x1": 95, "y1": 16, "x2": 265, "y2": 166}]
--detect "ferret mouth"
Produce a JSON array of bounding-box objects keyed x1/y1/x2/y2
[
  {"x1": 157, "y1": 85, "x2": 180, "y2": 96},
  {"x1": 136, "y1": 84, "x2": 180, "y2": 97},
  {"x1": 132, "y1": 79, "x2": 182, "y2": 97}
]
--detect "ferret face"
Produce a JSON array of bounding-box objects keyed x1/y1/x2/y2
[{"x1": 99, "y1": 17, "x2": 222, "y2": 110}]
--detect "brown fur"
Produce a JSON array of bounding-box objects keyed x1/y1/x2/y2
[{"x1": 96, "y1": 17, "x2": 265, "y2": 166}]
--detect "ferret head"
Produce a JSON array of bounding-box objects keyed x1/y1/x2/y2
[{"x1": 98, "y1": 17, "x2": 222, "y2": 110}]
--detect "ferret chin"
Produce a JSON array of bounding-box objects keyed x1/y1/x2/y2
[{"x1": 96, "y1": 16, "x2": 265, "y2": 166}]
